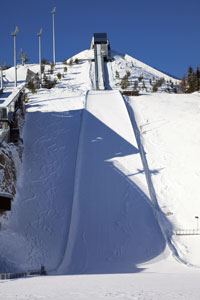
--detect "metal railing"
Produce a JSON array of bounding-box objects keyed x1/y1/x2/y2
[
  {"x1": 175, "y1": 229, "x2": 200, "y2": 235},
  {"x1": 0, "y1": 269, "x2": 43, "y2": 280}
]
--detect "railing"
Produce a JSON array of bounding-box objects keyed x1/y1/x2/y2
[
  {"x1": 0, "y1": 267, "x2": 46, "y2": 280},
  {"x1": 175, "y1": 229, "x2": 200, "y2": 235},
  {"x1": 0, "y1": 85, "x2": 25, "y2": 144},
  {"x1": 0, "y1": 270, "x2": 40, "y2": 280}
]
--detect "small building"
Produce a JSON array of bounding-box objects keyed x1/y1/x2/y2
[
  {"x1": 90, "y1": 33, "x2": 111, "y2": 61},
  {"x1": 0, "y1": 193, "x2": 12, "y2": 211}
]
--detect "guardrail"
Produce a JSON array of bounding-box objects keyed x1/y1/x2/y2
[
  {"x1": 0, "y1": 266, "x2": 46, "y2": 280},
  {"x1": 175, "y1": 229, "x2": 200, "y2": 235},
  {"x1": 0, "y1": 270, "x2": 41, "y2": 280},
  {"x1": 0, "y1": 85, "x2": 25, "y2": 144}
]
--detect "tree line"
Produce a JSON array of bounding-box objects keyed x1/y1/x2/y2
[{"x1": 180, "y1": 66, "x2": 200, "y2": 93}]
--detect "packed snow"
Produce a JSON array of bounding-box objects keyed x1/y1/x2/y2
[
  {"x1": 128, "y1": 93, "x2": 200, "y2": 266},
  {"x1": 0, "y1": 49, "x2": 200, "y2": 299}
]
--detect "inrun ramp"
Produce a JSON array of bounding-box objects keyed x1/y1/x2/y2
[{"x1": 58, "y1": 90, "x2": 165, "y2": 275}]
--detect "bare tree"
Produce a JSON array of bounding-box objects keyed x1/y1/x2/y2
[{"x1": 18, "y1": 50, "x2": 30, "y2": 66}]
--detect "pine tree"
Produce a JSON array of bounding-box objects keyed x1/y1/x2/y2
[
  {"x1": 187, "y1": 66, "x2": 196, "y2": 93},
  {"x1": 138, "y1": 75, "x2": 143, "y2": 82},
  {"x1": 115, "y1": 71, "x2": 119, "y2": 79},
  {"x1": 179, "y1": 66, "x2": 200, "y2": 93},
  {"x1": 196, "y1": 67, "x2": 200, "y2": 91},
  {"x1": 133, "y1": 80, "x2": 138, "y2": 91},
  {"x1": 179, "y1": 75, "x2": 187, "y2": 93},
  {"x1": 50, "y1": 63, "x2": 55, "y2": 74},
  {"x1": 41, "y1": 58, "x2": 49, "y2": 65},
  {"x1": 69, "y1": 59, "x2": 73, "y2": 66},
  {"x1": 57, "y1": 72, "x2": 61, "y2": 80},
  {"x1": 121, "y1": 75, "x2": 129, "y2": 90}
]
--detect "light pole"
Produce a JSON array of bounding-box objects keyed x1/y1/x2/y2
[
  {"x1": 11, "y1": 26, "x2": 19, "y2": 87},
  {"x1": 195, "y1": 216, "x2": 199, "y2": 231},
  {"x1": 51, "y1": 7, "x2": 56, "y2": 65},
  {"x1": 37, "y1": 28, "x2": 43, "y2": 87}
]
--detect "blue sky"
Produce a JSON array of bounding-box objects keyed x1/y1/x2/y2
[{"x1": 0, "y1": 0, "x2": 200, "y2": 78}]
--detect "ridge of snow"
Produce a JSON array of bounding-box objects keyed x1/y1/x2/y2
[{"x1": 124, "y1": 53, "x2": 178, "y2": 82}]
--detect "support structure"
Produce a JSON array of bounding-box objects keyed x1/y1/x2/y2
[
  {"x1": 11, "y1": 26, "x2": 19, "y2": 88},
  {"x1": 91, "y1": 33, "x2": 110, "y2": 90},
  {"x1": 37, "y1": 28, "x2": 43, "y2": 86},
  {"x1": 51, "y1": 7, "x2": 56, "y2": 65},
  {"x1": 0, "y1": 68, "x2": 3, "y2": 90}
]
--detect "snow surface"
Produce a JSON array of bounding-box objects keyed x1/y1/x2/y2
[
  {"x1": 1, "y1": 49, "x2": 200, "y2": 299},
  {"x1": 58, "y1": 90, "x2": 165, "y2": 275},
  {"x1": 1, "y1": 265, "x2": 200, "y2": 300},
  {"x1": 128, "y1": 93, "x2": 200, "y2": 266}
]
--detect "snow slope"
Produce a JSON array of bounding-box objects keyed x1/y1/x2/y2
[
  {"x1": 1, "y1": 48, "x2": 200, "y2": 299},
  {"x1": 128, "y1": 93, "x2": 200, "y2": 266},
  {"x1": 3, "y1": 65, "x2": 40, "y2": 87},
  {"x1": 0, "y1": 90, "x2": 84, "y2": 272},
  {"x1": 58, "y1": 90, "x2": 165, "y2": 274},
  {"x1": 67, "y1": 49, "x2": 179, "y2": 92},
  {"x1": 107, "y1": 51, "x2": 179, "y2": 92},
  {"x1": 0, "y1": 60, "x2": 91, "y2": 272}
]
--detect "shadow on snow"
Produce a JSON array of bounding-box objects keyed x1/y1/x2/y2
[
  {"x1": 0, "y1": 108, "x2": 167, "y2": 275},
  {"x1": 58, "y1": 110, "x2": 166, "y2": 275}
]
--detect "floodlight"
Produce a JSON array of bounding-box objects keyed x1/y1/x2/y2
[
  {"x1": 51, "y1": 7, "x2": 56, "y2": 14},
  {"x1": 37, "y1": 28, "x2": 43, "y2": 37},
  {"x1": 11, "y1": 26, "x2": 19, "y2": 36}
]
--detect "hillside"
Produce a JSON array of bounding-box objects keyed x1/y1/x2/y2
[
  {"x1": 0, "y1": 49, "x2": 200, "y2": 299},
  {"x1": 70, "y1": 49, "x2": 179, "y2": 92}
]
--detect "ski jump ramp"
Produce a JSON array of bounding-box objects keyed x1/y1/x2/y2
[{"x1": 58, "y1": 90, "x2": 165, "y2": 275}]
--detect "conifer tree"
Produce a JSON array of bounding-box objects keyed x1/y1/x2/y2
[
  {"x1": 179, "y1": 75, "x2": 187, "y2": 93},
  {"x1": 187, "y1": 66, "x2": 195, "y2": 93},
  {"x1": 115, "y1": 71, "x2": 119, "y2": 79},
  {"x1": 179, "y1": 65, "x2": 200, "y2": 93},
  {"x1": 121, "y1": 74, "x2": 129, "y2": 90},
  {"x1": 196, "y1": 67, "x2": 200, "y2": 91}
]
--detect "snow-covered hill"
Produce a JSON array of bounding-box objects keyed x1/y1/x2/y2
[
  {"x1": 0, "y1": 48, "x2": 200, "y2": 299},
  {"x1": 70, "y1": 49, "x2": 179, "y2": 92}
]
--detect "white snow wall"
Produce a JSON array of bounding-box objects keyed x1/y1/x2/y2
[{"x1": 57, "y1": 90, "x2": 165, "y2": 275}]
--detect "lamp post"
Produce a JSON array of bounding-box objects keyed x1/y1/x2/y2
[
  {"x1": 195, "y1": 216, "x2": 199, "y2": 231},
  {"x1": 11, "y1": 26, "x2": 19, "y2": 87},
  {"x1": 51, "y1": 7, "x2": 56, "y2": 65},
  {"x1": 37, "y1": 28, "x2": 43, "y2": 87}
]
